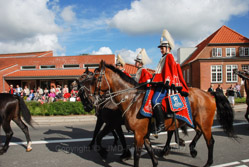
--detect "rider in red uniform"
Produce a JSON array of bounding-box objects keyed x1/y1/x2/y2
[
  {"x1": 115, "y1": 54, "x2": 131, "y2": 77},
  {"x1": 134, "y1": 49, "x2": 153, "y2": 115},
  {"x1": 151, "y1": 29, "x2": 189, "y2": 133}
]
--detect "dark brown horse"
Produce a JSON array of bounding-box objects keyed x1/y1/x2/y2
[
  {"x1": 76, "y1": 68, "x2": 131, "y2": 160},
  {"x1": 89, "y1": 61, "x2": 235, "y2": 167},
  {"x1": 234, "y1": 69, "x2": 249, "y2": 122},
  {"x1": 0, "y1": 93, "x2": 33, "y2": 154}
]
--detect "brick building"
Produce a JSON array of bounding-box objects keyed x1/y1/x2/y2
[
  {"x1": 0, "y1": 51, "x2": 146, "y2": 93},
  {"x1": 178, "y1": 25, "x2": 249, "y2": 94}
]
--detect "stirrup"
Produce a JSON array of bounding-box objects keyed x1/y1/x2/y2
[{"x1": 156, "y1": 124, "x2": 165, "y2": 133}]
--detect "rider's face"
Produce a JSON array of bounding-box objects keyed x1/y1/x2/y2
[{"x1": 160, "y1": 47, "x2": 167, "y2": 55}]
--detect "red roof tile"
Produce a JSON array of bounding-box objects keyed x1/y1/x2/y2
[
  {"x1": 182, "y1": 25, "x2": 249, "y2": 66},
  {"x1": 0, "y1": 51, "x2": 53, "y2": 58},
  {"x1": 125, "y1": 63, "x2": 155, "y2": 75}
]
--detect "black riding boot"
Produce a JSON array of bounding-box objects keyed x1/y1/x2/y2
[{"x1": 153, "y1": 104, "x2": 165, "y2": 133}]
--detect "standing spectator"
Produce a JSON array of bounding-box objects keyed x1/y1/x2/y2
[
  {"x1": 56, "y1": 85, "x2": 62, "y2": 99},
  {"x1": 208, "y1": 84, "x2": 214, "y2": 93},
  {"x1": 50, "y1": 85, "x2": 55, "y2": 93},
  {"x1": 27, "y1": 90, "x2": 34, "y2": 101},
  {"x1": 44, "y1": 87, "x2": 49, "y2": 96},
  {"x1": 9, "y1": 84, "x2": 15, "y2": 94},
  {"x1": 216, "y1": 84, "x2": 223, "y2": 94},
  {"x1": 235, "y1": 83, "x2": 242, "y2": 98},
  {"x1": 37, "y1": 86, "x2": 43, "y2": 98},
  {"x1": 226, "y1": 85, "x2": 235, "y2": 107},
  {"x1": 16, "y1": 85, "x2": 22, "y2": 96},
  {"x1": 23, "y1": 85, "x2": 30, "y2": 97}
]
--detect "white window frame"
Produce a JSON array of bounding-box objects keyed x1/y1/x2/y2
[
  {"x1": 40, "y1": 65, "x2": 56, "y2": 69},
  {"x1": 239, "y1": 47, "x2": 249, "y2": 56},
  {"x1": 21, "y1": 66, "x2": 36, "y2": 70},
  {"x1": 212, "y1": 48, "x2": 222, "y2": 57},
  {"x1": 242, "y1": 64, "x2": 249, "y2": 71},
  {"x1": 183, "y1": 70, "x2": 186, "y2": 81},
  {"x1": 211, "y1": 65, "x2": 222, "y2": 83},
  {"x1": 226, "y1": 65, "x2": 238, "y2": 82},
  {"x1": 226, "y1": 48, "x2": 236, "y2": 57},
  {"x1": 84, "y1": 64, "x2": 99, "y2": 68},
  {"x1": 63, "y1": 64, "x2": 80, "y2": 69}
]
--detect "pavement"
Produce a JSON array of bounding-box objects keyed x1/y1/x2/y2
[{"x1": 22, "y1": 103, "x2": 247, "y2": 126}]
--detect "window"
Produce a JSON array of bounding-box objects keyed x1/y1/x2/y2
[
  {"x1": 212, "y1": 48, "x2": 222, "y2": 57},
  {"x1": 21, "y1": 66, "x2": 36, "y2": 70},
  {"x1": 226, "y1": 65, "x2": 238, "y2": 82},
  {"x1": 211, "y1": 65, "x2": 222, "y2": 82},
  {"x1": 239, "y1": 47, "x2": 249, "y2": 56},
  {"x1": 40, "y1": 65, "x2": 55, "y2": 69},
  {"x1": 226, "y1": 48, "x2": 236, "y2": 57},
  {"x1": 84, "y1": 64, "x2": 99, "y2": 68},
  {"x1": 242, "y1": 64, "x2": 249, "y2": 71},
  {"x1": 63, "y1": 64, "x2": 80, "y2": 69}
]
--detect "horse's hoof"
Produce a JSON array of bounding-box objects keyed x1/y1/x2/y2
[
  {"x1": 26, "y1": 148, "x2": 32, "y2": 152},
  {"x1": 98, "y1": 148, "x2": 108, "y2": 159},
  {"x1": 179, "y1": 139, "x2": 185, "y2": 147},
  {"x1": 0, "y1": 149, "x2": 6, "y2": 155},
  {"x1": 161, "y1": 146, "x2": 170, "y2": 156},
  {"x1": 190, "y1": 149, "x2": 197, "y2": 158},
  {"x1": 120, "y1": 149, "x2": 132, "y2": 161}
]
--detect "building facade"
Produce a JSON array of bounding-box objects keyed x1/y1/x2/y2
[{"x1": 179, "y1": 25, "x2": 249, "y2": 94}]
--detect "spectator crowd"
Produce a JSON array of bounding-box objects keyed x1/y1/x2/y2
[{"x1": 8, "y1": 84, "x2": 80, "y2": 104}]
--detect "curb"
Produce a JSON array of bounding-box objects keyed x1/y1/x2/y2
[{"x1": 17, "y1": 104, "x2": 247, "y2": 126}]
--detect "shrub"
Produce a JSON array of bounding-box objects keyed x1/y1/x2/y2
[
  {"x1": 25, "y1": 101, "x2": 95, "y2": 116},
  {"x1": 235, "y1": 97, "x2": 246, "y2": 104}
]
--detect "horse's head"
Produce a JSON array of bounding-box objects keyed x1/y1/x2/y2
[
  {"x1": 90, "y1": 60, "x2": 110, "y2": 97},
  {"x1": 234, "y1": 69, "x2": 249, "y2": 80},
  {"x1": 76, "y1": 67, "x2": 96, "y2": 113}
]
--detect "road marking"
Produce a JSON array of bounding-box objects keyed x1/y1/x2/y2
[
  {"x1": 211, "y1": 161, "x2": 241, "y2": 167},
  {"x1": 4, "y1": 121, "x2": 248, "y2": 146},
  {"x1": 242, "y1": 159, "x2": 249, "y2": 163}
]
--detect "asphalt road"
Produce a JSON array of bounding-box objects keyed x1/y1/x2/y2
[{"x1": 0, "y1": 109, "x2": 249, "y2": 167}]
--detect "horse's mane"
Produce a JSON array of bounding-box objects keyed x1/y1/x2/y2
[{"x1": 104, "y1": 63, "x2": 138, "y2": 86}]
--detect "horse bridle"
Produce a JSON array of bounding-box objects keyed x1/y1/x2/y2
[
  {"x1": 234, "y1": 69, "x2": 249, "y2": 80},
  {"x1": 91, "y1": 64, "x2": 146, "y2": 116}
]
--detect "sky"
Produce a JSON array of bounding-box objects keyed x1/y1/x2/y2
[{"x1": 0, "y1": 0, "x2": 249, "y2": 69}]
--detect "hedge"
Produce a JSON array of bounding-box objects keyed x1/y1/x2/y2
[
  {"x1": 25, "y1": 101, "x2": 95, "y2": 116},
  {"x1": 235, "y1": 97, "x2": 246, "y2": 104}
]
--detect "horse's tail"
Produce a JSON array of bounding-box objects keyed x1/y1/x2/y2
[
  {"x1": 16, "y1": 96, "x2": 33, "y2": 127},
  {"x1": 211, "y1": 91, "x2": 235, "y2": 137}
]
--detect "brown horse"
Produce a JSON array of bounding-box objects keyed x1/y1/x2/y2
[
  {"x1": 234, "y1": 69, "x2": 249, "y2": 122},
  {"x1": 0, "y1": 93, "x2": 33, "y2": 154},
  {"x1": 77, "y1": 68, "x2": 131, "y2": 160},
  {"x1": 89, "y1": 61, "x2": 235, "y2": 167}
]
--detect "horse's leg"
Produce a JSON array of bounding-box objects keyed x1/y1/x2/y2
[
  {"x1": 96, "y1": 124, "x2": 113, "y2": 159},
  {"x1": 161, "y1": 130, "x2": 174, "y2": 156},
  {"x1": 0, "y1": 120, "x2": 13, "y2": 155},
  {"x1": 144, "y1": 136, "x2": 158, "y2": 167},
  {"x1": 13, "y1": 117, "x2": 32, "y2": 152},
  {"x1": 89, "y1": 115, "x2": 104, "y2": 149},
  {"x1": 189, "y1": 130, "x2": 202, "y2": 158},
  {"x1": 115, "y1": 125, "x2": 131, "y2": 161},
  {"x1": 202, "y1": 128, "x2": 215, "y2": 167},
  {"x1": 134, "y1": 132, "x2": 143, "y2": 167},
  {"x1": 111, "y1": 130, "x2": 119, "y2": 146},
  {"x1": 245, "y1": 106, "x2": 249, "y2": 123}
]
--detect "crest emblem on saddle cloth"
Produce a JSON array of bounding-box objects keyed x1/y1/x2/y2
[{"x1": 168, "y1": 93, "x2": 187, "y2": 112}]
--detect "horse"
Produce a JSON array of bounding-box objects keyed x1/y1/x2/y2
[
  {"x1": 0, "y1": 93, "x2": 33, "y2": 155},
  {"x1": 234, "y1": 69, "x2": 249, "y2": 122},
  {"x1": 76, "y1": 68, "x2": 131, "y2": 160},
  {"x1": 89, "y1": 60, "x2": 235, "y2": 167}
]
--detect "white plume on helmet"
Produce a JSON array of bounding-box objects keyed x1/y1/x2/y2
[
  {"x1": 135, "y1": 48, "x2": 152, "y2": 65},
  {"x1": 116, "y1": 54, "x2": 125, "y2": 66},
  {"x1": 158, "y1": 29, "x2": 175, "y2": 50}
]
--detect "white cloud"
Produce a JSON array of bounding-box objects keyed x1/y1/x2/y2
[
  {"x1": 92, "y1": 47, "x2": 113, "y2": 55},
  {"x1": 116, "y1": 48, "x2": 142, "y2": 65},
  {"x1": 61, "y1": 6, "x2": 76, "y2": 22},
  {"x1": 109, "y1": 0, "x2": 249, "y2": 43},
  {"x1": 0, "y1": 0, "x2": 63, "y2": 54}
]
